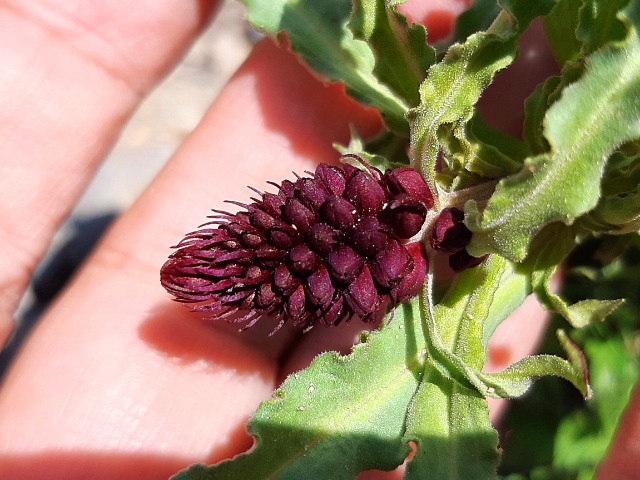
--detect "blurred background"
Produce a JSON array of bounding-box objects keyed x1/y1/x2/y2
[{"x1": 0, "y1": 1, "x2": 255, "y2": 376}]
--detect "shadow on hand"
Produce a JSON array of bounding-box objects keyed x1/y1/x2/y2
[
  {"x1": 0, "y1": 451, "x2": 196, "y2": 480},
  {"x1": 137, "y1": 301, "x2": 303, "y2": 375},
  {"x1": 236, "y1": 38, "x2": 382, "y2": 168},
  {"x1": 0, "y1": 419, "x2": 251, "y2": 480}
]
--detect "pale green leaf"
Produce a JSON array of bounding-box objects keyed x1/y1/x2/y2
[
  {"x1": 408, "y1": 0, "x2": 556, "y2": 198},
  {"x1": 403, "y1": 370, "x2": 499, "y2": 480},
  {"x1": 414, "y1": 255, "x2": 589, "y2": 403},
  {"x1": 478, "y1": 330, "x2": 591, "y2": 399},
  {"x1": 173, "y1": 302, "x2": 423, "y2": 480},
  {"x1": 429, "y1": 256, "x2": 528, "y2": 365},
  {"x1": 467, "y1": 4, "x2": 640, "y2": 260},
  {"x1": 542, "y1": 0, "x2": 583, "y2": 63},
  {"x1": 402, "y1": 257, "x2": 526, "y2": 478}
]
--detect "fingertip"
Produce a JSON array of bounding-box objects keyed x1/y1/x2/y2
[
  {"x1": 596, "y1": 385, "x2": 640, "y2": 479},
  {"x1": 396, "y1": 0, "x2": 471, "y2": 43}
]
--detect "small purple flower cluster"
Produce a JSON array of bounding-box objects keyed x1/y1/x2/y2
[
  {"x1": 161, "y1": 160, "x2": 433, "y2": 332},
  {"x1": 430, "y1": 207, "x2": 486, "y2": 272}
]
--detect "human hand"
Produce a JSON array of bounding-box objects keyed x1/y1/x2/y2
[{"x1": 0, "y1": 1, "x2": 636, "y2": 479}]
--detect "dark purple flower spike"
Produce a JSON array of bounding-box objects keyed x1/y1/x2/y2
[{"x1": 160, "y1": 158, "x2": 432, "y2": 333}]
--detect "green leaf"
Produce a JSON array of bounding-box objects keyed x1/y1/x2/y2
[
  {"x1": 439, "y1": 113, "x2": 528, "y2": 191},
  {"x1": 173, "y1": 302, "x2": 424, "y2": 480},
  {"x1": 430, "y1": 256, "x2": 526, "y2": 367},
  {"x1": 402, "y1": 257, "x2": 526, "y2": 479},
  {"x1": 581, "y1": 147, "x2": 640, "y2": 234},
  {"x1": 451, "y1": 0, "x2": 502, "y2": 44},
  {"x1": 350, "y1": 0, "x2": 435, "y2": 107},
  {"x1": 577, "y1": 0, "x2": 629, "y2": 54},
  {"x1": 403, "y1": 371, "x2": 499, "y2": 480},
  {"x1": 467, "y1": 4, "x2": 640, "y2": 260},
  {"x1": 479, "y1": 330, "x2": 592, "y2": 399},
  {"x1": 408, "y1": 0, "x2": 557, "y2": 198},
  {"x1": 241, "y1": 0, "x2": 412, "y2": 134},
  {"x1": 542, "y1": 0, "x2": 583, "y2": 63},
  {"x1": 418, "y1": 255, "x2": 590, "y2": 401}
]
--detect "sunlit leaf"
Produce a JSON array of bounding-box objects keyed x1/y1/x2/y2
[
  {"x1": 409, "y1": 0, "x2": 556, "y2": 197},
  {"x1": 467, "y1": 3, "x2": 640, "y2": 260}
]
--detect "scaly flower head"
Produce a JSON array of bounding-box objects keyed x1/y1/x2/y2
[{"x1": 161, "y1": 158, "x2": 431, "y2": 332}]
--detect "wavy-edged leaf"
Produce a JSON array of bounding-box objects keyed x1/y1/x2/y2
[
  {"x1": 403, "y1": 257, "x2": 526, "y2": 479},
  {"x1": 350, "y1": 0, "x2": 434, "y2": 107},
  {"x1": 173, "y1": 302, "x2": 424, "y2": 480},
  {"x1": 577, "y1": 0, "x2": 629, "y2": 54},
  {"x1": 467, "y1": 4, "x2": 640, "y2": 260},
  {"x1": 403, "y1": 370, "x2": 499, "y2": 480},
  {"x1": 478, "y1": 330, "x2": 592, "y2": 399},
  {"x1": 408, "y1": 0, "x2": 557, "y2": 197},
  {"x1": 241, "y1": 0, "x2": 411, "y2": 133},
  {"x1": 542, "y1": 0, "x2": 583, "y2": 63}
]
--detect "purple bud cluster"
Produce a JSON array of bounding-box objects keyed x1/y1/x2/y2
[
  {"x1": 161, "y1": 161, "x2": 432, "y2": 332},
  {"x1": 430, "y1": 207, "x2": 486, "y2": 272}
]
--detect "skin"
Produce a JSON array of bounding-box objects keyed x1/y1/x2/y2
[{"x1": 0, "y1": 0, "x2": 635, "y2": 478}]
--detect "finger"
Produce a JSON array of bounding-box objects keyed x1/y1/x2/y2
[
  {"x1": 0, "y1": 0, "x2": 219, "y2": 346},
  {"x1": 595, "y1": 384, "x2": 640, "y2": 479},
  {"x1": 397, "y1": 0, "x2": 471, "y2": 43},
  {"x1": 0, "y1": 38, "x2": 381, "y2": 480}
]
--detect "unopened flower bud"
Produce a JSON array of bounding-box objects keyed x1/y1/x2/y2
[
  {"x1": 449, "y1": 249, "x2": 487, "y2": 272},
  {"x1": 391, "y1": 242, "x2": 428, "y2": 303},
  {"x1": 383, "y1": 193, "x2": 428, "y2": 239},
  {"x1": 385, "y1": 167, "x2": 434, "y2": 209},
  {"x1": 430, "y1": 207, "x2": 471, "y2": 254}
]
